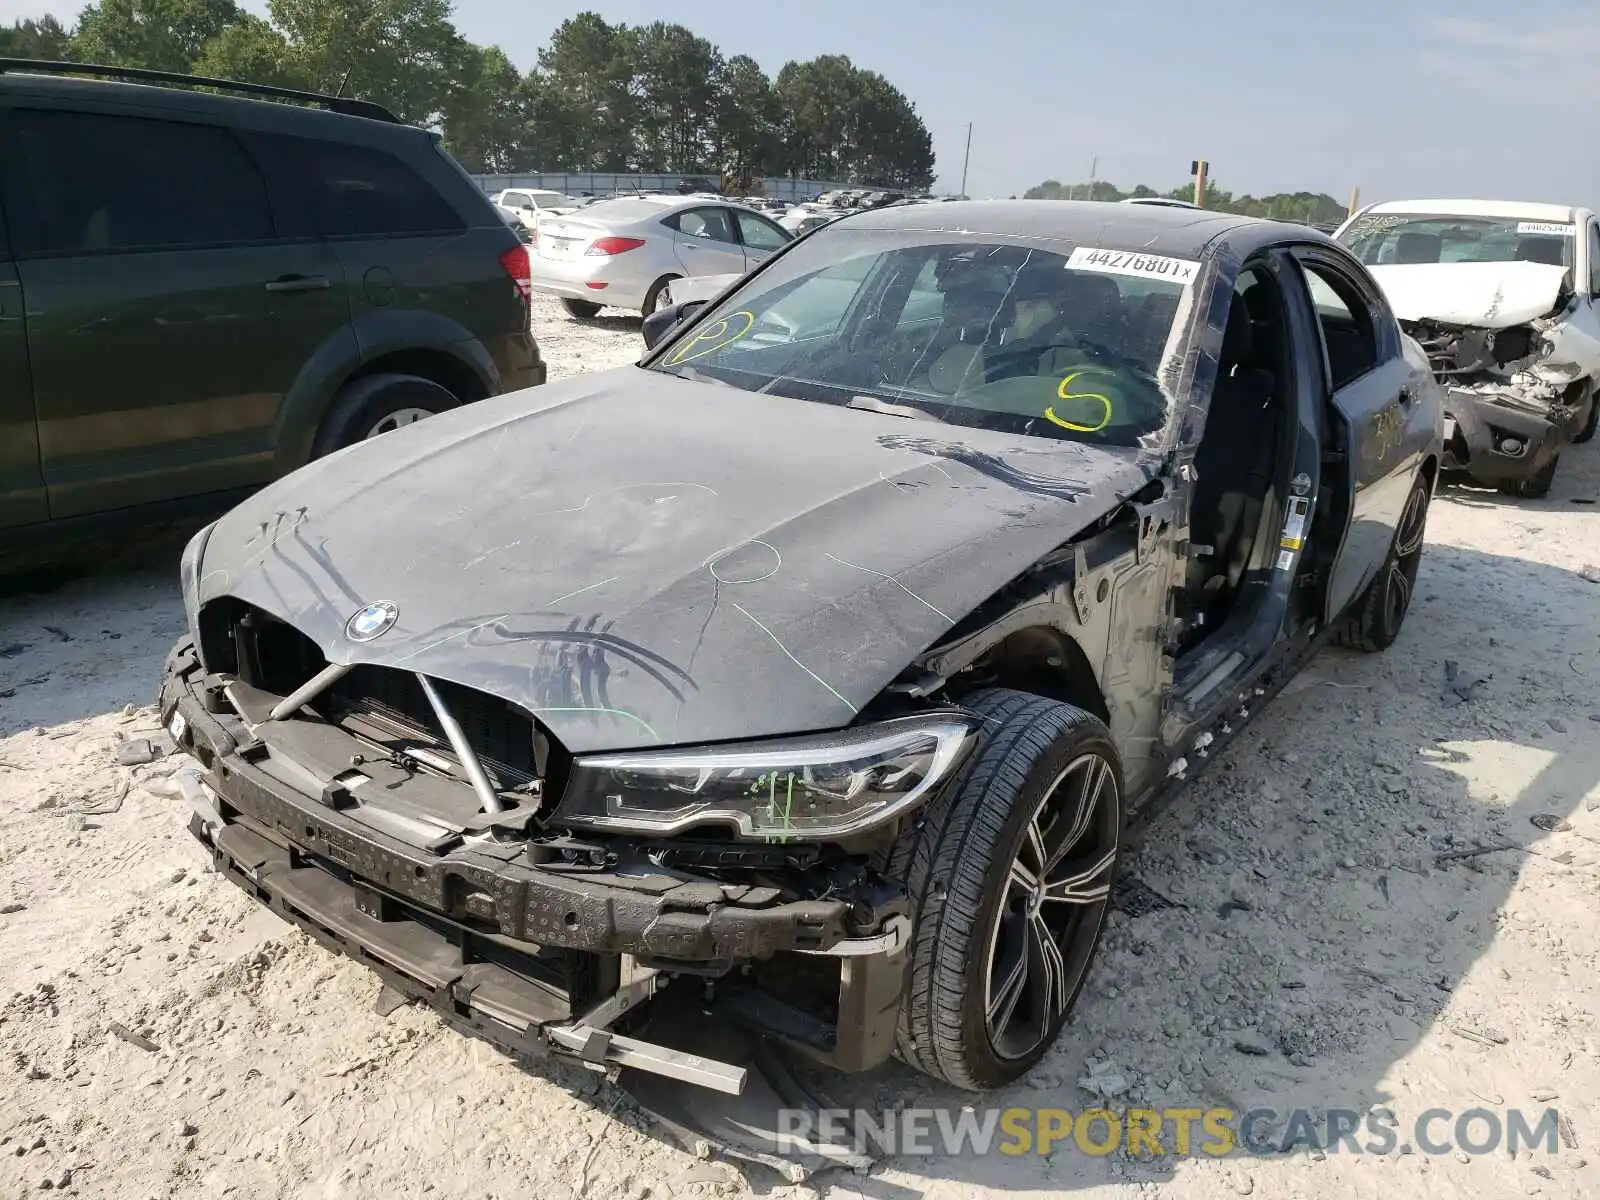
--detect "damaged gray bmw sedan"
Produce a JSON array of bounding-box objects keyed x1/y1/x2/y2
[{"x1": 160, "y1": 201, "x2": 1443, "y2": 1095}]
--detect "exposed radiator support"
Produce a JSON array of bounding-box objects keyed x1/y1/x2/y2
[{"x1": 416, "y1": 673, "x2": 504, "y2": 813}]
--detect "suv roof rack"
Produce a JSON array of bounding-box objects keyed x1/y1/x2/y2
[{"x1": 0, "y1": 58, "x2": 401, "y2": 123}]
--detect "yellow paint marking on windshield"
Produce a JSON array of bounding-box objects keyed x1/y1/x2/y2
[
  {"x1": 1044, "y1": 370, "x2": 1113, "y2": 433},
  {"x1": 666, "y1": 310, "x2": 756, "y2": 365}
]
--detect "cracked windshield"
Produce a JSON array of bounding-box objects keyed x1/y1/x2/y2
[{"x1": 649, "y1": 233, "x2": 1189, "y2": 445}]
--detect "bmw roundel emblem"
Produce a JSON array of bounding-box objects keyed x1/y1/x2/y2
[{"x1": 345, "y1": 601, "x2": 399, "y2": 642}]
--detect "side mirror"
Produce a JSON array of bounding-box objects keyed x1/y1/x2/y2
[{"x1": 642, "y1": 300, "x2": 706, "y2": 351}]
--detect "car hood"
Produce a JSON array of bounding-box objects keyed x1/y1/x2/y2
[
  {"x1": 1368, "y1": 261, "x2": 1567, "y2": 328},
  {"x1": 198, "y1": 369, "x2": 1157, "y2": 752}
]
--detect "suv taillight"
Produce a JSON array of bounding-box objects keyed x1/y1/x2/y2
[
  {"x1": 587, "y1": 236, "x2": 646, "y2": 256},
  {"x1": 499, "y1": 245, "x2": 532, "y2": 302}
]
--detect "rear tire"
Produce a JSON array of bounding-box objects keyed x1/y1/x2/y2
[
  {"x1": 1336, "y1": 471, "x2": 1430, "y2": 651},
  {"x1": 642, "y1": 275, "x2": 680, "y2": 318},
  {"x1": 311, "y1": 373, "x2": 459, "y2": 457},
  {"x1": 561, "y1": 298, "x2": 603, "y2": 319},
  {"x1": 893, "y1": 688, "x2": 1122, "y2": 1092},
  {"x1": 1496, "y1": 454, "x2": 1558, "y2": 499}
]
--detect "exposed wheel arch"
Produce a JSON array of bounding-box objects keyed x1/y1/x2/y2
[
  {"x1": 1419, "y1": 453, "x2": 1438, "y2": 494},
  {"x1": 950, "y1": 625, "x2": 1110, "y2": 726},
  {"x1": 345, "y1": 348, "x2": 488, "y2": 409}
]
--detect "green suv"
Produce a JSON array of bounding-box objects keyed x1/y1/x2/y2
[{"x1": 0, "y1": 59, "x2": 544, "y2": 566}]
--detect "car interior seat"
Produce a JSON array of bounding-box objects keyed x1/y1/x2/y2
[
  {"x1": 1514, "y1": 237, "x2": 1565, "y2": 266},
  {"x1": 1184, "y1": 295, "x2": 1282, "y2": 645},
  {"x1": 1056, "y1": 273, "x2": 1125, "y2": 356},
  {"x1": 997, "y1": 270, "x2": 1127, "y2": 381},
  {"x1": 1124, "y1": 292, "x2": 1181, "y2": 365},
  {"x1": 1394, "y1": 231, "x2": 1442, "y2": 264},
  {"x1": 1010, "y1": 266, "x2": 1061, "y2": 342},
  {"x1": 920, "y1": 269, "x2": 1017, "y2": 394}
]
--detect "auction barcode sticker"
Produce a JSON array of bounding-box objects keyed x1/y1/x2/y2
[
  {"x1": 1516, "y1": 221, "x2": 1574, "y2": 236},
  {"x1": 1068, "y1": 246, "x2": 1200, "y2": 285}
]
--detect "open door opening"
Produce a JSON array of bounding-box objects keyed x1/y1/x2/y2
[{"x1": 1176, "y1": 264, "x2": 1299, "y2": 664}]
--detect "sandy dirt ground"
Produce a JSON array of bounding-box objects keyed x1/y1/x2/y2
[{"x1": 2, "y1": 293, "x2": 1599, "y2": 1200}]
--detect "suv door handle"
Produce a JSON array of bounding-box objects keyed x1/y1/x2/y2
[{"x1": 265, "y1": 275, "x2": 331, "y2": 293}]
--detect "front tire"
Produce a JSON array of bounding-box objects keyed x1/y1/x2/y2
[
  {"x1": 311, "y1": 373, "x2": 459, "y2": 457},
  {"x1": 894, "y1": 688, "x2": 1122, "y2": 1091},
  {"x1": 642, "y1": 275, "x2": 680, "y2": 317},
  {"x1": 1336, "y1": 471, "x2": 1430, "y2": 652}
]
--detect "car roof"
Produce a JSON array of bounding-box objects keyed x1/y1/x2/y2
[
  {"x1": 1362, "y1": 198, "x2": 1585, "y2": 223},
  {"x1": 0, "y1": 68, "x2": 409, "y2": 136},
  {"x1": 837, "y1": 198, "x2": 1275, "y2": 259}
]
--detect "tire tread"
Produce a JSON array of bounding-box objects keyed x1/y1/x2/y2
[{"x1": 892, "y1": 687, "x2": 1117, "y2": 1090}]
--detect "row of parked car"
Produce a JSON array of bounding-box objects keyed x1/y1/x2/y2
[{"x1": 6, "y1": 54, "x2": 1593, "y2": 562}]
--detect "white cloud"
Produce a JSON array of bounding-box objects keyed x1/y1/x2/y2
[{"x1": 1419, "y1": 10, "x2": 1600, "y2": 104}]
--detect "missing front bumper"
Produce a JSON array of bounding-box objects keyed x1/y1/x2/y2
[
  {"x1": 1442, "y1": 383, "x2": 1578, "y2": 483},
  {"x1": 158, "y1": 637, "x2": 911, "y2": 1090}
]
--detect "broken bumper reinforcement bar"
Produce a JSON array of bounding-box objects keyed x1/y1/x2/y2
[{"x1": 156, "y1": 638, "x2": 909, "y2": 1092}]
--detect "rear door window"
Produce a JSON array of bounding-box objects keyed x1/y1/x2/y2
[
  {"x1": 249, "y1": 133, "x2": 465, "y2": 238},
  {"x1": 1, "y1": 109, "x2": 273, "y2": 256},
  {"x1": 674, "y1": 206, "x2": 738, "y2": 245},
  {"x1": 734, "y1": 209, "x2": 789, "y2": 251},
  {"x1": 1296, "y1": 260, "x2": 1381, "y2": 389}
]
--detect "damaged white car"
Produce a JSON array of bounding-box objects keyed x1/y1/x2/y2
[{"x1": 1335, "y1": 200, "x2": 1600, "y2": 497}]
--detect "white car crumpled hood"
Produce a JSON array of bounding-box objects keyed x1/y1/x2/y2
[
  {"x1": 1368, "y1": 261, "x2": 1567, "y2": 328},
  {"x1": 1370, "y1": 260, "x2": 1600, "y2": 385}
]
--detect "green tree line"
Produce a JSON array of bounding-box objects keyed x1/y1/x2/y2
[
  {"x1": 1024, "y1": 178, "x2": 1348, "y2": 225},
  {"x1": 0, "y1": 2, "x2": 937, "y2": 188}
]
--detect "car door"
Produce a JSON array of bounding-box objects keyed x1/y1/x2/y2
[
  {"x1": 732, "y1": 207, "x2": 791, "y2": 267},
  {"x1": 1287, "y1": 249, "x2": 1419, "y2": 621},
  {"x1": 245, "y1": 130, "x2": 485, "y2": 371},
  {"x1": 0, "y1": 187, "x2": 48, "y2": 529},
  {"x1": 0, "y1": 104, "x2": 350, "y2": 518},
  {"x1": 670, "y1": 206, "x2": 747, "y2": 276}
]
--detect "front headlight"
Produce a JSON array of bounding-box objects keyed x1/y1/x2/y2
[{"x1": 553, "y1": 712, "x2": 982, "y2": 842}]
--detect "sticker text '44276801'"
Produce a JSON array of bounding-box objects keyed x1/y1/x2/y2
[{"x1": 1067, "y1": 246, "x2": 1200, "y2": 286}]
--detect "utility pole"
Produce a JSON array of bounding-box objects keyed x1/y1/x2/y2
[
  {"x1": 1347, "y1": 185, "x2": 1361, "y2": 218},
  {"x1": 1191, "y1": 158, "x2": 1208, "y2": 208},
  {"x1": 1087, "y1": 155, "x2": 1097, "y2": 200},
  {"x1": 959, "y1": 123, "x2": 972, "y2": 198}
]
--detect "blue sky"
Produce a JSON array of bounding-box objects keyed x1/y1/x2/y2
[{"x1": 5, "y1": 0, "x2": 1597, "y2": 203}]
